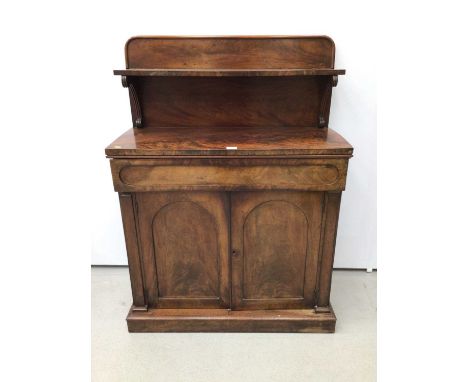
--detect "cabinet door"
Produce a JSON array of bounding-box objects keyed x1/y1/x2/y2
[
  {"x1": 136, "y1": 192, "x2": 230, "y2": 309},
  {"x1": 231, "y1": 191, "x2": 324, "y2": 310}
]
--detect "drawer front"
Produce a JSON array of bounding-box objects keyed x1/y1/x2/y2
[{"x1": 110, "y1": 158, "x2": 349, "y2": 192}]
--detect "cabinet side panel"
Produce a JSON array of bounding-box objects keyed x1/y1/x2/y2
[
  {"x1": 118, "y1": 193, "x2": 146, "y2": 308},
  {"x1": 317, "y1": 192, "x2": 342, "y2": 307}
]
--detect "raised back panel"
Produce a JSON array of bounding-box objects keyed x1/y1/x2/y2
[{"x1": 125, "y1": 36, "x2": 335, "y2": 69}]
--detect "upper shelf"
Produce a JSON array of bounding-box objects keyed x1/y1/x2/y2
[{"x1": 113, "y1": 68, "x2": 345, "y2": 77}]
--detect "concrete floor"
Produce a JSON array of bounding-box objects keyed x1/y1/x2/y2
[{"x1": 92, "y1": 268, "x2": 376, "y2": 382}]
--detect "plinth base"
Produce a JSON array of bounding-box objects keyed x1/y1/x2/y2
[{"x1": 126, "y1": 306, "x2": 336, "y2": 333}]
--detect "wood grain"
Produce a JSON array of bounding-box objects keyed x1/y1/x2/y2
[
  {"x1": 114, "y1": 68, "x2": 345, "y2": 77},
  {"x1": 116, "y1": 36, "x2": 340, "y2": 128},
  {"x1": 153, "y1": 202, "x2": 219, "y2": 298},
  {"x1": 231, "y1": 191, "x2": 324, "y2": 310},
  {"x1": 118, "y1": 193, "x2": 146, "y2": 309},
  {"x1": 107, "y1": 36, "x2": 351, "y2": 333},
  {"x1": 125, "y1": 36, "x2": 336, "y2": 69},
  {"x1": 105, "y1": 126, "x2": 353, "y2": 157},
  {"x1": 110, "y1": 158, "x2": 349, "y2": 192},
  {"x1": 134, "y1": 76, "x2": 327, "y2": 128},
  {"x1": 317, "y1": 192, "x2": 342, "y2": 307},
  {"x1": 242, "y1": 201, "x2": 308, "y2": 298},
  {"x1": 134, "y1": 192, "x2": 230, "y2": 309},
  {"x1": 127, "y1": 307, "x2": 336, "y2": 333}
]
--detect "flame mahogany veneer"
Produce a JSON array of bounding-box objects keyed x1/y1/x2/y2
[{"x1": 106, "y1": 36, "x2": 353, "y2": 332}]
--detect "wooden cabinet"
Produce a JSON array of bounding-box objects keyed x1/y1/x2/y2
[{"x1": 106, "y1": 36, "x2": 353, "y2": 332}]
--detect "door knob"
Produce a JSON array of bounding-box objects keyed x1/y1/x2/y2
[{"x1": 232, "y1": 250, "x2": 239, "y2": 257}]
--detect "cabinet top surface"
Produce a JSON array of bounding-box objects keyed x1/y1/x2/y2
[{"x1": 105, "y1": 126, "x2": 353, "y2": 158}]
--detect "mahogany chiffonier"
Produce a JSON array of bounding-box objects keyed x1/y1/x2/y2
[{"x1": 106, "y1": 36, "x2": 353, "y2": 333}]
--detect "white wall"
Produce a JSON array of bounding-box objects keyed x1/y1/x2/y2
[{"x1": 90, "y1": 1, "x2": 376, "y2": 269}]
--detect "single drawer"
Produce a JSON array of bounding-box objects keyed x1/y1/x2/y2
[{"x1": 110, "y1": 158, "x2": 349, "y2": 192}]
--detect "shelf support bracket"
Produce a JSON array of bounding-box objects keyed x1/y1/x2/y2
[
  {"x1": 121, "y1": 76, "x2": 143, "y2": 128},
  {"x1": 318, "y1": 75, "x2": 338, "y2": 128}
]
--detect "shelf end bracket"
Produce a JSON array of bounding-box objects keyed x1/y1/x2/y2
[{"x1": 121, "y1": 76, "x2": 143, "y2": 128}]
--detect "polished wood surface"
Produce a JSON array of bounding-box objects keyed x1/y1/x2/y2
[
  {"x1": 107, "y1": 36, "x2": 352, "y2": 332},
  {"x1": 317, "y1": 192, "x2": 342, "y2": 307},
  {"x1": 106, "y1": 126, "x2": 353, "y2": 157},
  {"x1": 117, "y1": 36, "x2": 340, "y2": 129},
  {"x1": 114, "y1": 68, "x2": 345, "y2": 77},
  {"x1": 110, "y1": 158, "x2": 349, "y2": 192},
  {"x1": 134, "y1": 77, "x2": 331, "y2": 127},
  {"x1": 125, "y1": 36, "x2": 336, "y2": 69},
  {"x1": 231, "y1": 192, "x2": 323, "y2": 310},
  {"x1": 118, "y1": 193, "x2": 145, "y2": 309},
  {"x1": 135, "y1": 192, "x2": 230, "y2": 309}
]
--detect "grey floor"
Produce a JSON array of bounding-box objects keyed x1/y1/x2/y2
[{"x1": 92, "y1": 268, "x2": 376, "y2": 382}]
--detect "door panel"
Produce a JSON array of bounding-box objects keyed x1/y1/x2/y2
[
  {"x1": 243, "y1": 200, "x2": 308, "y2": 299},
  {"x1": 136, "y1": 192, "x2": 230, "y2": 308},
  {"x1": 153, "y1": 201, "x2": 219, "y2": 298},
  {"x1": 231, "y1": 191, "x2": 324, "y2": 310}
]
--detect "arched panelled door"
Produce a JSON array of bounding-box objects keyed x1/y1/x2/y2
[
  {"x1": 231, "y1": 191, "x2": 324, "y2": 310},
  {"x1": 135, "y1": 192, "x2": 230, "y2": 309}
]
